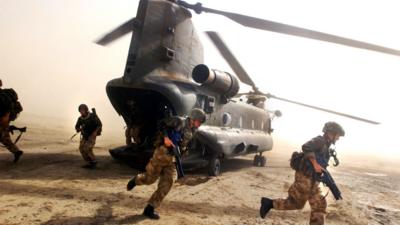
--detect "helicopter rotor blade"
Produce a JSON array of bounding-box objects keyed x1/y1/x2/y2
[
  {"x1": 266, "y1": 93, "x2": 380, "y2": 124},
  {"x1": 178, "y1": 1, "x2": 400, "y2": 57},
  {"x1": 205, "y1": 31, "x2": 257, "y2": 90},
  {"x1": 95, "y1": 17, "x2": 136, "y2": 46}
]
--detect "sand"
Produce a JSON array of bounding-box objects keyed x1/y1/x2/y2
[{"x1": 1, "y1": 116, "x2": 399, "y2": 225}]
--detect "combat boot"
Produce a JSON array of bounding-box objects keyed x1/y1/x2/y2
[
  {"x1": 260, "y1": 197, "x2": 273, "y2": 218},
  {"x1": 127, "y1": 176, "x2": 136, "y2": 191},
  {"x1": 13, "y1": 150, "x2": 23, "y2": 163},
  {"x1": 82, "y1": 161, "x2": 97, "y2": 169},
  {"x1": 143, "y1": 204, "x2": 160, "y2": 220}
]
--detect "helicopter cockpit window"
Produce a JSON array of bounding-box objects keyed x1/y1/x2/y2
[{"x1": 222, "y1": 113, "x2": 232, "y2": 126}]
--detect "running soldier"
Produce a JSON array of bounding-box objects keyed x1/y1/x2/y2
[
  {"x1": 126, "y1": 108, "x2": 206, "y2": 220},
  {"x1": 75, "y1": 104, "x2": 102, "y2": 169},
  {"x1": 260, "y1": 121, "x2": 345, "y2": 225}
]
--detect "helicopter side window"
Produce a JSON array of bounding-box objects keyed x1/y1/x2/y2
[
  {"x1": 197, "y1": 94, "x2": 215, "y2": 114},
  {"x1": 222, "y1": 113, "x2": 232, "y2": 127},
  {"x1": 204, "y1": 96, "x2": 215, "y2": 113}
]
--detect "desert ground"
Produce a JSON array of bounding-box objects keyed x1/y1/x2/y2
[{"x1": 1, "y1": 115, "x2": 400, "y2": 225}]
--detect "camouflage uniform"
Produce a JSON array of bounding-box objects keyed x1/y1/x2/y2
[
  {"x1": 75, "y1": 112, "x2": 102, "y2": 163},
  {"x1": 0, "y1": 126, "x2": 20, "y2": 154},
  {"x1": 134, "y1": 116, "x2": 196, "y2": 208},
  {"x1": 272, "y1": 135, "x2": 333, "y2": 225},
  {"x1": 0, "y1": 88, "x2": 23, "y2": 121},
  {"x1": 0, "y1": 86, "x2": 23, "y2": 159}
]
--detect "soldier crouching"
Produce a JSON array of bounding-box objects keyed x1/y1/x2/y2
[
  {"x1": 126, "y1": 108, "x2": 206, "y2": 220},
  {"x1": 0, "y1": 79, "x2": 24, "y2": 163}
]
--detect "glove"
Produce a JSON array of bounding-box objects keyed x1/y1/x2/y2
[{"x1": 164, "y1": 137, "x2": 175, "y2": 148}]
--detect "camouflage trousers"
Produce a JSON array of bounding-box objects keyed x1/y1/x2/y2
[
  {"x1": 273, "y1": 171, "x2": 327, "y2": 225},
  {"x1": 79, "y1": 136, "x2": 96, "y2": 163},
  {"x1": 0, "y1": 126, "x2": 20, "y2": 154},
  {"x1": 135, "y1": 145, "x2": 175, "y2": 208}
]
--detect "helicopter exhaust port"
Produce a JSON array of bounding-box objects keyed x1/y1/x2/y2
[{"x1": 192, "y1": 64, "x2": 240, "y2": 98}]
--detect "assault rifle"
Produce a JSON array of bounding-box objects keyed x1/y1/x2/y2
[
  {"x1": 9, "y1": 125, "x2": 27, "y2": 144},
  {"x1": 172, "y1": 145, "x2": 185, "y2": 179},
  {"x1": 315, "y1": 169, "x2": 342, "y2": 200}
]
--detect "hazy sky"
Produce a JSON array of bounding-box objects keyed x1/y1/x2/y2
[{"x1": 1, "y1": 0, "x2": 400, "y2": 159}]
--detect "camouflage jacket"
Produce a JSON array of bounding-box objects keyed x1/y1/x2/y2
[
  {"x1": 0, "y1": 88, "x2": 23, "y2": 120},
  {"x1": 75, "y1": 113, "x2": 102, "y2": 140},
  {"x1": 302, "y1": 135, "x2": 332, "y2": 168},
  {"x1": 156, "y1": 116, "x2": 196, "y2": 153}
]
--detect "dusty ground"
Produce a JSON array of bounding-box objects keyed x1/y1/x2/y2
[{"x1": 1, "y1": 116, "x2": 400, "y2": 225}]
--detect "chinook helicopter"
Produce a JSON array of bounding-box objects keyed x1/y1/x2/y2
[{"x1": 96, "y1": 0, "x2": 400, "y2": 176}]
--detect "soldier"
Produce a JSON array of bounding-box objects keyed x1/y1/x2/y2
[
  {"x1": 260, "y1": 121, "x2": 345, "y2": 225},
  {"x1": 125, "y1": 100, "x2": 142, "y2": 145},
  {"x1": 126, "y1": 108, "x2": 206, "y2": 220},
  {"x1": 0, "y1": 79, "x2": 24, "y2": 163},
  {"x1": 75, "y1": 104, "x2": 102, "y2": 169}
]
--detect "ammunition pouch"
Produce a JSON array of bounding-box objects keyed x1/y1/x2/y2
[{"x1": 290, "y1": 151, "x2": 304, "y2": 171}]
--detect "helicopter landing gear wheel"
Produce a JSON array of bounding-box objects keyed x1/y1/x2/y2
[
  {"x1": 208, "y1": 157, "x2": 221, "y2": 176},
  {"x1": 253, "y1": 154, "x2": 267, "y2": 167}
]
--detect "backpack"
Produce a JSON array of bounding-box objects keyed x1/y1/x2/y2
[
  {"x1": 91, "y1": 108, "x2": 102, "y2": 136},
  {"x1": 0, "y1": 89, "x2": 22, "y2": 120},
  {"x1": 290, "y1": 151, "x2": 304, "y2": 171}
]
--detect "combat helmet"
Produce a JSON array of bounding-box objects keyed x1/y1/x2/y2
[
  {"x1": 323, "y1": 121, "x2": 345, "y2": 136},
  {"x1": 78, "y1": 104, "x2": 89, "y2": 112},
  {"x1": 189, "y1": 108, "x2": 206, "y2": 123}
]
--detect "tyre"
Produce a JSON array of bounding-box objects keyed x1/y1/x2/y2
[
  {"x1": 260, "y1": 156, "x2": 267, "y2": 167},
  {"x1": 253, "y1": 155, "x2": 261, "y2": 166},
  {"x1": 254, "y1": 155, "x2": 267, "y2": 167},
  {"x1": 208, "y1": 157, "x2": 221, "y2": 176}
]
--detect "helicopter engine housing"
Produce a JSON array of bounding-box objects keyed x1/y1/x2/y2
[{"x1": 192, "y1": 64, "x2": 240, "y2": 98}]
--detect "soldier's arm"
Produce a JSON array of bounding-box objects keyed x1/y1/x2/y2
[
  {"x1": 180, "y1": 128, "x2": 193, "y2": 154},
  {"x1": 75, "y1": 118, "x2": 82, "y2": 132},
  {"x1": 160, "y1": 116, "x2": 184, "y2": 147},
  {"x1": 302, "y1": 136, "x2": 325, "y2": 173},
  {"x1": 302, "y1": 136, "x2": 324, "y2": 159}
]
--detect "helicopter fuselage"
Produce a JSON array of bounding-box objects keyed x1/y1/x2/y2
[{"x1": 106, "y1": 0, "x2": 273, "y2": 172}]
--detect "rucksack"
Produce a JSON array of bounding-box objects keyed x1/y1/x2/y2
[
  {"x1": 0, "y1": 89, "x2": 23, "y2": 121},
  {"x1": 290, "y1": 151, "x2": 304, "y2": 171}
]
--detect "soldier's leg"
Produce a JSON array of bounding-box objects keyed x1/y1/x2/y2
[
  {"x1": 85, "y1": 137, "x2": 97, "y2": 162},
  {"x1": 135, "y1": 146, "x2": 167, "y2": 185},
  {"x1": 308, "y1": 184, "x2": 327, "y2": 225},
  {"x1": 0, "y1": 129, "x2": 20, "y2": 154},
  {"x1": 148, "y1": 163, "x2": 175, "y2": 208},
  {"x1": 79, "y1": 139, "x2": 91, "y2": 162},
  {"x1": 81, "y1": 138, "x2": 97, "y2": 162},
  {"x1": 273, "y1": 172, "x2": 312, "y2": 210}
]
